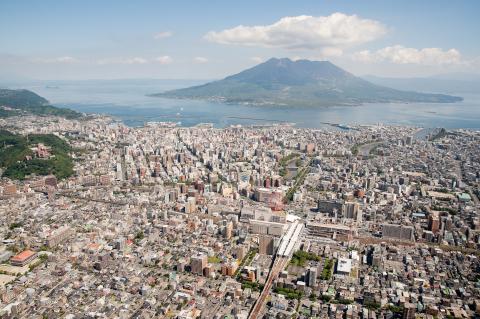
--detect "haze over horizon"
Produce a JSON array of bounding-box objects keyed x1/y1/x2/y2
[{"x1": 1, "y1": 0, "x2": 480, "y2": 80}]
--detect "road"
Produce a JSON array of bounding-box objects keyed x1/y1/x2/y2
[{"x1": 285, "y1": 157, "x2": 312, "y2": 200}]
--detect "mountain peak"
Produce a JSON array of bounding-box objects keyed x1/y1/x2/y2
[
  {"x1": 263, "y1": 57, "x2": 294, "y2": 65},
  {"x1": 154, "y1": 58, "x2": 462, "y2": 107},
  {"x1": 264, "y1": 57, "x2": 336, "y2": 67},
  {"x1": 225, "y1": 57, "x2": 353, "y2": 85}
]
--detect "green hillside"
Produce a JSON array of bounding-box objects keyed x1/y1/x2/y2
[
  {"x1": 0, "y1": 130, "x2": 74, "y2": 180},
  {"x1": 0, "y1": 89, "x2": 82, "y2": 119}
]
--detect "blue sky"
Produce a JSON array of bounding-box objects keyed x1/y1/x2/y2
[{"x1": 1, "y1": 0, "x2": 479, "y2": 79}]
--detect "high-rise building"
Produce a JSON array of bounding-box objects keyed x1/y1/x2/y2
[
  {"x1": 428, "y1": 213, "x2": 440, "y2": 234},
  {"x1": 116, "y1": 163, "x2": 123, "y2": 181},
  {"x1": 203, "y1": 264, "x2": 212, "y2": 277},
  {"x1": 307, "y1": 267, "x2": 317, "y2": 287},
  {"x1": 406, "y1": 136, "x2": 413, "y2": 145},
  {"x1": 259, "y1": 235, "x2": 275, "y2": 255},
  {"x1": 344, "y1": 201, "x2": 362, "y2": 222},
  {"x1": 190, "y1": 253, "x2": 207, "y2": 275},
  {"x1": 185, "y1": 197, "x2": 196, "y2": 214},
  {"x1": 225, "y1": 221, "x2": 233, "y2": 239}
]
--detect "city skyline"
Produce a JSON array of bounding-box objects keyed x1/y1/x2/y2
[{"x1": 0, "y1": 2, "x2": 479, "y2": 316}]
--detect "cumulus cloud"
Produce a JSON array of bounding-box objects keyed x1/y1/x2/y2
[
  {"x1": 353, "y1": 45, "x2": 462, "y2": 65},
  {"x1": 204, "y1": 13, "x2": 386, "y2": 54},
  {"x1": 97, "y1": 57, "x2": 148, "y2": 65},
  {"x1": 155, "y1": 56, "x2": 173, "y2": 64},
  {"x1": 154, "y1": 31, "x2": 173, "y2": 39},
  {"x1": 193, "y1": 57, "x2": 208, "y2": 63}
]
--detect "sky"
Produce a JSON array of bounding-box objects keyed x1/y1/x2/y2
[{"x1": 1, "y1": 0, "x2": 479, "y2": 80}]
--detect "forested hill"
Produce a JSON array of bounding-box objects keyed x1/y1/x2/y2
[
  {"x1": 0, "y1": 130, "x2": 74, "y2": 180},
  {"x1": 0, "y1": 88, "x2": 82, "y2": 119}
]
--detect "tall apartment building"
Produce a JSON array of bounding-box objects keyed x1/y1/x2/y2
[
  {"x1": 428, "y1": 213, "x2": 440, "y2": 234},
  {"x1": 307, "y1": 267, "x2": 317, "y2": 287},
  {"x1": 259, "y1": 235, "x2": 277, "y2": 255},
  {"x1": 190, "y1": 253, "x2": 207, "y2": 275},
  {"x1": 224, "y1": 221, "x2": 233, "y2": 239}
]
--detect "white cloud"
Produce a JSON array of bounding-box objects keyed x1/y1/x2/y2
[
  {"x1": 97, "y1": 57, "x2": 148, "y2": 65},
  {"x1": 95, "y1": 56, "x2": 174, "y2": 65},
  {"x1": 193, "y1": 56, "x2": 208, "y2": 63},
  {"x1": 56, "y1": 56, "x2": 78, "y2": 63},
  {"x1": 204, "y1": 13, "x2": 386, "y2": 54},
  {"x1": 154, "y1": 31, "x2": 173, "y2": 39},
  {"x1": 155, "y1": 56, "x2": 173, "y2": 64},
  {"x1": 319, "y1": 47, "x2": 344, "y2": 57},
  {"x1": 250, "y1": 57, "x2": 263, "y2": 63},
  {"x1": 353, "y1": 45, "x2": 462, "y2": 65},
  {"x1": 126, "y1": 57, "x2": 148, "y2": 64},
  {"x1": 33, "y1": 56, "x2": 78, "y2": 63}
]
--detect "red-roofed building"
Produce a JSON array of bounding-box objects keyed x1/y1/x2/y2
[
  {"x1": 10, "y1": 250, "x2": 37, "y2": 267},
  {"x1": 84, "y1": 243, "x2": 102, "y2": 254}
]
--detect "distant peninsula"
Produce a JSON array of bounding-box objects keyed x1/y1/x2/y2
[
  {"x1": 152, "y1": 58, "x2": 462, "y2": 107},
  {"x1": 0, "y1": 88, "x2": 82, "y2": 119}
]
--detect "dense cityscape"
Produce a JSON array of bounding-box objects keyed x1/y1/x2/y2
[{"x1": 0, "y1": 113, "x2": 478, "y2": 318}]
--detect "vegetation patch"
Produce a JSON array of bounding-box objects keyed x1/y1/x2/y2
[
  {"x1": 241, "y1": 281, "x2": 263, "y2": 292},
  {"x1": 290, "y1": 250, "x2": 321, "y2": 267},
  {"x1": 0, "y1": 130, "x2": 74, "y2": 180},
  {"x1": 234, "y1": 248, "x2": 257, "y2": 279},
  {"x1": 208, "y1": 256, "x2": 222, "y2": 263},
  {"x1": 273, "y1": 287, "x2": 303, "y2": 300},
  {"x1": 279, "y1": 153, "x2": 300, "y2": 177},
  {"x1": 364, "y1": 300, "x2": 381, "y2": 310},
  {"x1": 285, "y1": 158, "x2": 312, "y2": 202},
  {"x1": 320, "y1": 258, "x2": 334, "y2": 280},
  {"x1": 432, "y1": 205, "x2": 457, "y2": 215}
]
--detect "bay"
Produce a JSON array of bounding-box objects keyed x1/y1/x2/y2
[{"x1": 9, "y1": 79, "x2": 480, "y2": 129}]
